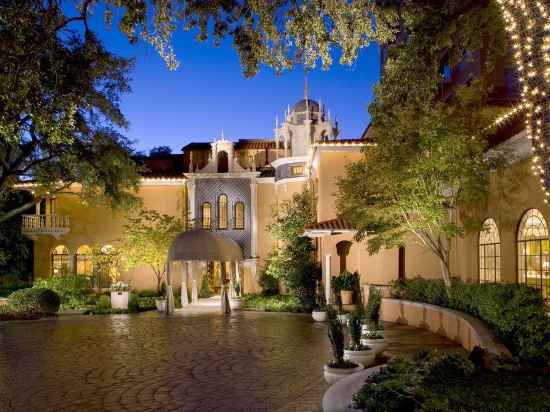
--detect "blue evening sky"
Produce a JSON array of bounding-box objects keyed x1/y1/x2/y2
[{"x1": 87, "y1": 9, "x2": 380, "y2": 154}]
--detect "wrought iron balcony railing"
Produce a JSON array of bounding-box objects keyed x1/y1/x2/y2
[{"x1": 22, "y1": 214, "x2": 70, "y2": 239}]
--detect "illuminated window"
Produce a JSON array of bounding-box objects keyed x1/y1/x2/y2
[
  {"x1": 218, "y1": 194, "x2": 228, "y2": 229},
  {"x1": 51, "y1": 245, "x2": 70, "y2": 276},
  {"x1": 291, "y1": 165, "x2": 304, "y2": 176},
  {"x1": 202, "y1": 203, "x2": 212, "y2": 230},
  {"x1": 235, "y1": 201, "x2": 245, "y2": 230},
  {"x1": 517, "y1": 209, "x2": 549, "y2": 301},
  {"x1": 479, "y1": 219, "x2": 501, "y2": 283},
  {"x1": 76, "y1": 245, "x2": 92, "y2": 277}
]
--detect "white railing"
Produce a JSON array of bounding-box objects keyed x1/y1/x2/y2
[{"x1": 22, "y1": 214, "x2": 70, "y2": 236}]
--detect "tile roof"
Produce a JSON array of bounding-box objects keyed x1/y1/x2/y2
[{"x1": 304, "y1": 218, "x2": 355, "y2": 234}]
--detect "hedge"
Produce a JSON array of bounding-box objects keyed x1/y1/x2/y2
[
  {"x1": 391, "y1": 278, "x2": 550, "y2": 365},
  {"x1": 8, "y1": 288, "x2": 60, "y2": 314}
]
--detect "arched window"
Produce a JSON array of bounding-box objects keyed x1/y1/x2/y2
[
  {"x1": 234, "y1": 201, "x2": 245, "y2": 230},
  {"x1": 479, "y1": 218, "x2": 501, "y2": 283},
  {"x1": 51, "y1": 245, "x2": 70, "y2": 276},
  {"x1": 218, "y1": 194, "x2": 228, "y2": 229},
  {"x1": 217, "y1": 151, "x2": 228, "y2": 173},
  {"x1": 517, "y1": 209, "x2": 549, "y2": 300},
  {"x1": 75, "y1": 245, "x2": 92, "y2": 276},
  {"x1": 202, "y1": 203, "x2": 212, "y2": 230}
]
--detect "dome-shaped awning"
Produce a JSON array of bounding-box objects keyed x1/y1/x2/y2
[{"x1": 167, "y1": 229, "x2": 243, "y2": 262}]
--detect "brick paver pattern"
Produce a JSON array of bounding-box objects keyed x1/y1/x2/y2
[{"x1": 0, "y1": 310, "x2": 460, "y2": 412}]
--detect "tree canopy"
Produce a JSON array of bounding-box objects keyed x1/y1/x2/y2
[
  {"x1": 337, "y1": 1, "x2": 509, "y2": 286},
  {"x1": 0, "y1": 0, "x2": 140, "y2": 222},
  {"x1": 119, "y1": 208, "x2": 183, "y2": 293}
]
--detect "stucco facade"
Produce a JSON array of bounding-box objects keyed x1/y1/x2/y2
[{"x1": 25, "y1": 94, "x2": 550, "y2": 301}]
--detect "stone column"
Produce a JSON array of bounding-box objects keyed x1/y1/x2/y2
[
  {"x1": 250, "y1": 179, "x2": 258, "y2": 258},
  {"x1": 165, "y1": 262, "x2": 175, "y2": 315},
  {"x1": 188, "y1": 179, "x2": 195, "y2": 226},
  {"x1": 220, "y1": 261, "x2": 231, "y2": 315},
  {"x1": 324, "y1": 254, "x2": 332, "y2": 304},
  {"x1": 191, "y1": 262, "x2": 199, "y2": 303},
  {"x1": 181, "y1": 261, "x2": 189, "y2": 307}
]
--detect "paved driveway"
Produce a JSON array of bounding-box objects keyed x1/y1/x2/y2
[{"x1": 0, "y1": 310, "x2": 460, "y2": 412}]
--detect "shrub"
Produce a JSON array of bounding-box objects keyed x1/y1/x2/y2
[
  {"x1": 243, "y1": 294, "x2": 307, "y2": 313},
  {"x1": 33, "y1": 275, "x2": 92, "y2": 309},
  {"x1": 199, "y1": 275, "x2": 213, "y2": 298},
  {"x1": 353, "y1": 349, "x2": 550, "y2": 411},
  {"x1": 8, "y1": 288, "x2": 60, "y2": 314},
  {"x1": 136, "y1": 289, "x2": 159, "y2": 297},
  {"x1": 127, "y1": 293, "x2": 140, "y2": 313},
  {"x1": 137, "y1": 296, "x2": 157, "y2": 311},
  {"x1": 96, "y1": 295, "x2": 111, "y2": 311},
  {"x1": 391, "y1": 278, "x2": 550, "y2": 365},
  {"x1": 0, "y1": 274, "x2": 29, "y2": 297},
  {"x1": 258, "y1": 270, "x2": 279, "y2": 296}
]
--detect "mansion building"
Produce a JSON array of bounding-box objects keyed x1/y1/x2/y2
[{"x1": 23, "y1": 83, "x2": 550, "y2": 302}]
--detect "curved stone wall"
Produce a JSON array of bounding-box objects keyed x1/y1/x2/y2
[{"x1": 380, "y1": 298, "x2": 511, "y2": 356}]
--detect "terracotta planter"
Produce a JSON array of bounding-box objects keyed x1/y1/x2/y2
[
  {"x1": 323, "y1": 363, "x2": 364, "y2": 385},
  {"x1": 312, "y1": 311, "x2": 327, "y2": 322},
  {"x1": 344, "y1": 348, "x2": 376, "y2": 367},
  {"x1": 340, "y1": 290, "x2": 353, "y2": 305}
]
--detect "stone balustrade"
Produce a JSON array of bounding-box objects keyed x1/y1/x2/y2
[{"x1": 380, "y1": 298, "x2": 511, "y2": 356}]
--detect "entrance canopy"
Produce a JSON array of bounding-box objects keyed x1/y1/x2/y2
[{"x1": 168, "y1": 229, "x2": 243, "y2": 262}]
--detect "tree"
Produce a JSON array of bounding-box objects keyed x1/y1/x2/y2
[
  {"x1": 0, "y1": 1, "x2": 140, "y2": 223},
  {"x1": 337, "y1": 1, "x2": 508, "y2": 287},
  {"x1": 119, "y1": 208, "x2": 183, "y2": 294},
  {"x1": 44, "y1": 0, "x2": 398, "y2": 76},
  {"x1": 0, "y1": 190, "x2": 34, "y2": 281},
  {"x1": 149, "y1": 146, "x2": 172, "y2": 156},
  {"x1": 266, "y1": 186, "x2": 319, "y2": 302}
]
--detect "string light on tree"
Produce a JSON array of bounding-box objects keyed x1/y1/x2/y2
[{"x1": 495, "y1": 0, "x2": 550, "y2": 202}]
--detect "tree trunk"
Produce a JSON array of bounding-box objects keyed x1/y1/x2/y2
[{"x1": 440, "y1": 259, "x2": 452, "y2": 288}]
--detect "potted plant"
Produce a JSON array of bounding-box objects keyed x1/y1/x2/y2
[
  {"x1": 110, "y1": 282, "x2": 130, "y2": 310},
  {"x1": 344, "y1": 314, "x2": 375, "y2": 367},
  {"x1": 230, "y1": 278, "x2": 243, "y2": 310},
  {"x1": 332, "y1": 271, "x2": 357, "y2": 306},
  {"x1": 312, "y1": 282, "x2": 327, "y2": 322},
  {"x1": 360, "y1": 286, "x2": 387, "y2": 355},
  {"x1": 154, "y1": 296, "x2": 166, "y2": 312},
  {"x1": 324, "y1": 306, "x2": 364, "y2": 385}
]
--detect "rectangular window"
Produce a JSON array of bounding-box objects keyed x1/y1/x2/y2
[{"x1": 291, "y1": 165, "x2": 304, "y2": 176}]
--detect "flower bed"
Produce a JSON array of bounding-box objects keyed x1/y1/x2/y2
[{"x1": 391, "y1": 278, "x2": 550, "y2": 365}]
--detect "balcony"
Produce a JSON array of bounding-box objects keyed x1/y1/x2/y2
[{"x1": 22, "y1": 214, "x2": 70, "y2": 239}]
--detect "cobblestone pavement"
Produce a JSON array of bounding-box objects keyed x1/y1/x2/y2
[{"x1": 0, "y1": 310, "x2": 461, "y2": 412}]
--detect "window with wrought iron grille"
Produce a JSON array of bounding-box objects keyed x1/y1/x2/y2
[
  {"x1": 517, "y1": 209, "x2": 550, "y2": 301},
  {"x1": 202, "y1": 203, "x2": 211, "y2": 230},
  {"x1": 218, "y1": 195, "x2": 228, "y2": 229},
  {"x1": 479, "y1": 218, "x2": 501, "y2": 283},
  {"x1": 234, "y1": 201, "x2": 245, "y2": 230}
]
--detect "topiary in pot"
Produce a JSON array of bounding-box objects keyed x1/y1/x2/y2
[
  {"x1": 8, "y1": 288, "x2": 60, "y2": 314},
  {"x1": 324, "y1": 306, "x2": 364, "y2": 384},
  {"x1": 199, "y1": 274, "x2": 213, "y2": 298}
]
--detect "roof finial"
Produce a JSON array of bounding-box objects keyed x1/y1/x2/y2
[
  {"x1": 304, "y1": 71, "x2": 309, "y2": 101},
  {"x1": 221, "y1": 129, "x2": 225, "y2": 140}
]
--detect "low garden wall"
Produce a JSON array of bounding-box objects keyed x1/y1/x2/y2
[
  {"x1": 0, "y1": 298, "x2": 8, "y2": 306},
  {"x1": 380, "y1": 298, "x2": 511, "y2": 356}
]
